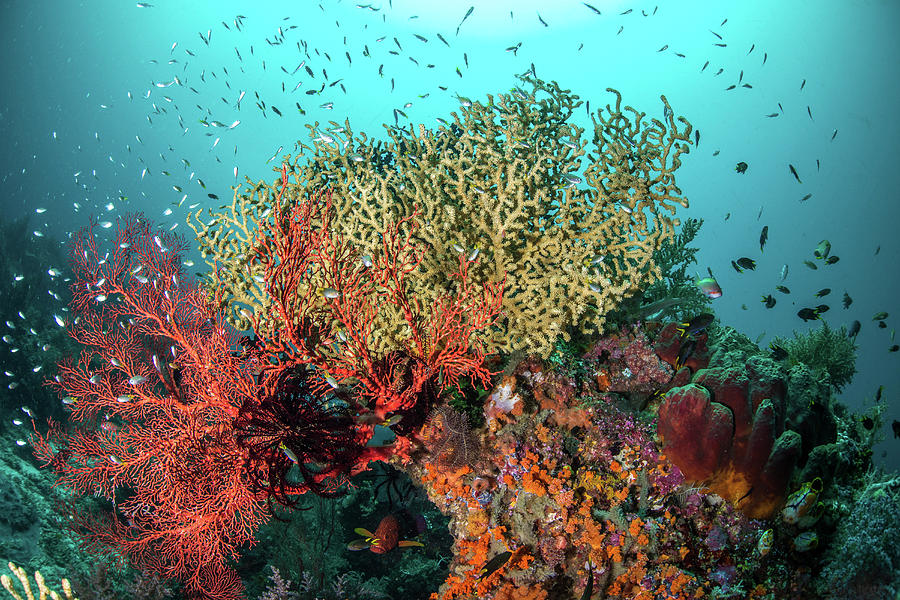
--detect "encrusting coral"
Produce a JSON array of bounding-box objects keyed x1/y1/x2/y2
[
  {"x1": 400, "y1": 354, "x2": 767, "y2": 600},
  {"x1": 190, "y1": 76, "x2": 694, "y2": 357}
]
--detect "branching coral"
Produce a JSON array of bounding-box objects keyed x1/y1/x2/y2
[
  {"x1": 1, "y1": 563, "x2": 76, "y2": 600},
  {"x1": 773, "y1": 321, "x2": 858, "y2": 391},
  {"x1": 190, "y1": 77, "x2": 693, "y2": 357}
]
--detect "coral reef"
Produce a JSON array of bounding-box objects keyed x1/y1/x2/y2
[
  {"x1": 190, "y1": 77, "x2": 694, "y2": 357},
  {"x1": 615, "y1": 216, "x2": 711, "y2": 325},
  {"x1": 773, "y1": 321, "x2": 857, "y2": 391},
  {"x1": 658, "y1": 358, "x2": 803, "y2": 519},
  {"x1": 816, "y1": 473, "x2": 900, "y2": 599},
  {"x1": 401, "y1": 356, "x2": 769, "y2": 599}
]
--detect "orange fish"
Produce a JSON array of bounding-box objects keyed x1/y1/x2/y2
[{"x1": 347, "y1": 514, "x2": 424, "y2": 554}]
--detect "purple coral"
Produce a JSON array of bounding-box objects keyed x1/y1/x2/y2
[{"x1": 585, "y1": 324, "x2": 672, "y2": 392}]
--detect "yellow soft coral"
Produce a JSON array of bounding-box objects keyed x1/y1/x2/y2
[
  {"x1": 1, "y1": 563, "x2": 77, "y2": 600},
  {"x1": 191, "y1": 78, "x2": 693, "y2": 357}
]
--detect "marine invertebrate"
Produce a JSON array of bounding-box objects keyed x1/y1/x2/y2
[
  {"x1": 657, "y1": 359, "x2": 802, "y2": 518},
  {"x1": 422, "y1": 405, "x2": 481, "y2": 470},
  {"x1": 245, "y1": 179, "x2": 503, "y2": 449},
  {"x1": 1, "y1": 563, "x2": 75, "y2": 600},
  {"x1": 773, "y1": 321, "x2": 858, "y2": 391},
  {"x1": 584, "y1": 324, "x2": 673, "y2": 392},
  {"x1": 233, "y1": 369, "x2": 366, "y2": 507},
  {"x1": 191, "y1": 77, "x2": 693, "y2": 357},
  {"x1": 404, "y1": 355, "x2": 771, "y2": 600},
  {"x1": 817, "y1": 474, "x2": 900, "y2": 598},
  {"x1": 31, "y1": 216, "x2": 265, "y2": 600}
]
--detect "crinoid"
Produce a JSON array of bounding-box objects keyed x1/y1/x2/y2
[
  {"x1": 234, "y1": 369, "x2": 365, "y2": 508},
  {"x1": 363, "y1": 461, "x2": 416, "y2": 509},
  {"x1": 422, "y1": 405, "x2": 481, "y2": 470}
]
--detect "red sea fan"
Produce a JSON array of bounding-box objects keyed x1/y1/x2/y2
[{"x1": 31, "y1": 215, "x2": 265, "y2": 600}]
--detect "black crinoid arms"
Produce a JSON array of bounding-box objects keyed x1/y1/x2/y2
[{"x1": 233, "y1": 368, "x2": 366, "y2": 509}]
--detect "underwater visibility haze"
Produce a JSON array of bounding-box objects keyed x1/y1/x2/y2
[{"x1": 1, "y1": 1, "x2": 899, "y2": 599}]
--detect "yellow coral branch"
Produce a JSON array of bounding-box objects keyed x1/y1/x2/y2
[{"x1": 1, "y1": 563, "x2": 76, "y2": 600}]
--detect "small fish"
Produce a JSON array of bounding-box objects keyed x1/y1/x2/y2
[
  {"x1": 814, "y1": 288, "x2": 831, "y2": 298},
  {"x1": 769, "y1": 343, "x2": 788, "y2": 361},
  {"x1": 761, "y1": 294, "x2": 776, "y2": 309},
  {"x1": 579, "y1": 561, "x2": 594, "y2": 600},
  {"x1": 757, "y1": 529, "x2": 774, "y2": 557},
  {"x1": 737, "y1": 257, "x2": 756, "y2": 271},
  {"x1": 759, "y1": 225, "x2": 768, "y2": 251},
  {"x1": 583, "y1": 3, "x2": 602, "y2": 15},
  {"x1": 825, "y1": 255, "x2": 839, "y2": 265},
  {"x1": 477, "y1": 551, "x2": 512, "y2": 581},
  {"x1": 321, "y1": 288, "x2": 340, "y2": 299},
  {"x1": 792, "y1": 531, "x2": 819, "y2": 552},
  {"x1": 813, "y1": 239, "x2": 831, "y2": 259},
  {"x1": 735, "y1": 161, "x2": 748, "y2": 174},
  {"x1": 783, "y1": 478, "x2": 822, "y2": 524},
  {"x1": 731, "y1": 260, "x2": 743, "y2": 273},
  {"x1": 848, "y1": 320, "x2": 861, "y2": 338},
  {"x1": 889, "y1": 345, "x2": 899, "y2": 353},
  {"x1": 797, "y1": 308, "x2": 819, "y2": 322},
  {"x1": 675, "y1": 313, "x2": 715, "y2": 338},
  {"x1": 780, "y1": 264, "x2": 789, "y2": 281},
  {"x1": 348, "y1": 515, "x2": 425, "y2": 554},
  {"x1": 831, "y1": 129, "x2": 838, "y2": 141},
  {"x1": 776, "y1": 285, "x2": 790, "y2": 294},
  {"x1": 456, "y1": 5, "x2": 474, "y2": 36},
  {"x1": 800, "y1": 193, "x2": 812, "y2": 202},
  {"x1": 129, "y1": 375, "x2": 147, "y2": 386},
  {"x1": 800, "y1": 78, "x2": 806, "y2": 91},
  {"x1": 788, "y1": 164, "x2": 802, "y2": 183},
  {"x1": 842, "y1": 292, "x2": 852, "y2": 309},
  {"x1": 674, "y1": 338, "x2": 698, "y2": 370},
  {"x1": 696, "y1": 275, "x2": 723, "y2": 299},
  {"x1": 807, "y1": 106, "x2": 813, "y2": 120},
  {"x1": 873, "y1": 312, "x2": 889, "y2": 321},
  {"x1": 803, "y1": 260, "x2": 818, "y2": 270}
]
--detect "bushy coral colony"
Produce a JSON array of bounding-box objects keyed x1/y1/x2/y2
[{"x1": 21, "y1": 78, "x2": 897, "y2": 600}]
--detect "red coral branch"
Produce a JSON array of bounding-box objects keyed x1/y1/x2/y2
[
  {"x1": 249, "y1": 170, "x2": 504, "y2": 465},
  {"x1": 33, "y1": 215, "x2": 267, "y2": 600}
]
